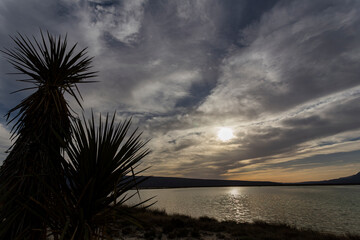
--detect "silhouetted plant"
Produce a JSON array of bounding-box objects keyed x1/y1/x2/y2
[
  {"x1": 0, "y1": 31, "x2": 96, "y2": 239},
  {"x1": 45, "y1": 113, "x2": 151, "y2": 239}
]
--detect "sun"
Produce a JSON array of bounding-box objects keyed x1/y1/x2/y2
[{"x1": 217, "y1": 127, "x2": 234, "y2": 142}]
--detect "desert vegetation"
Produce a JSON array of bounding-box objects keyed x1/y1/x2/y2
[
  {"x1": 114, "y1": 207, "x2": 360, "y2": 240},
  {"x1": 0, "y1": 32, "x2": 150, "y2": 239}
]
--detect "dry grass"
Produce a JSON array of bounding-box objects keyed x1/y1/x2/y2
[{"x1": 112, "y1": 207, "x2": 360, "y2": 240}]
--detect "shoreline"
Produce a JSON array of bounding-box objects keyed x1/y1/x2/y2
[{"x1": 113, "y1": 207, "x2": 360, "y2": 240}]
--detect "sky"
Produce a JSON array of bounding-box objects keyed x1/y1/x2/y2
[{"x1": 0, "y1": 0, "x2": 360, "y2": 182}]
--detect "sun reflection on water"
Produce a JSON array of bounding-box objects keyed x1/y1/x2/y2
[
  {"x1": 229, "y1": 187, "x2": 240, "y2": 196},
  {"x1": 222, "y1": 187, "x2": 252, "y2": 222}
]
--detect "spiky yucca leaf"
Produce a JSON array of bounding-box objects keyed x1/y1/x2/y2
[{"x1": 45, "y1": 113, "x2": 151, "y2": 239}]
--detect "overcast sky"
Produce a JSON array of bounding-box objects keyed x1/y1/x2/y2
[{"x1": 1, "y1": 0, "x2": 360, "y2": 182}]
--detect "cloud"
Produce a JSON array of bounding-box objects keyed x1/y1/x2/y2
[
  {"x1": 87, "y1": 0, "x2": 146, "y2": 45},
  {"x1": 0, "y1": 124, "x2": 11, "y2": 164},
  {"x1": 131, "y1": 70, "x2": 201, "y2": 112},
  {"x1": 198, "y1": 0, "x2": 360, "y2": 118}
]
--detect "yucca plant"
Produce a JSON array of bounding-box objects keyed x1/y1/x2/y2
[
  {"x1": 43, "y1": 113, "x2": 151, "y2": 239},
  {"x1": 0, "y1": 31, "x2": 96, "y2": 239}
]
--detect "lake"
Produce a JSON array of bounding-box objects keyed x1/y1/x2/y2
[{"x1": 129, "y1": 185, "x2": 360, "y2": 235}]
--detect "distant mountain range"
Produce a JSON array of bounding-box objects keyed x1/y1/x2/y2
[
  {"x1": 300, "y1": 171, "x2": 360, "y2": 185},
  {"x1": 138, "y1": 172, "x2": 360, "y2": 188}
]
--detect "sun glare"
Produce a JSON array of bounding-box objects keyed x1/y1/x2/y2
[{"x1": 217, "y1": 127, "x2": 234, "y2": 142}]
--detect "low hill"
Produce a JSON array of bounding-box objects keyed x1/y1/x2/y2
[
  {"x1": 137, "y1": 172, "x2": 360, "y2": 188},
  {"x1": 301, "y1": 171, "x2": 360, "y2": 185},
  {"x1": 138, "y1": 176, "x2": 281, "y2": 188}
]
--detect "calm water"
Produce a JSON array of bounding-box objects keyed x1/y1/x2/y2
[{"x1": 129, "y1": 185, "x2": 360, "y2": 235}]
